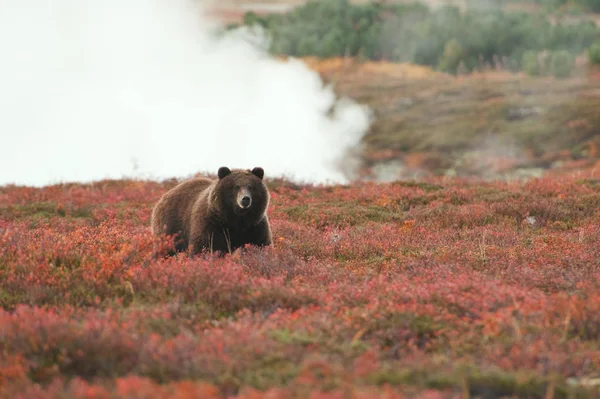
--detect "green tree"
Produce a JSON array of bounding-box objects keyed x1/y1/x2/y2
[
  {"x1": 548, "y1": 50, "x2": 575, "y2": 78},
  {"x1": 318, "y1": 28, "x2": 345, "y2": 58},
  {"x1": 522, "y1": 50, "x2": 541, "y2": 76},
  {"x1": 238, "y1": 0, "x2": 599, "y2": 75},
  {"x1": 243, "y1": 11, "x2": 267, "y2": 28},
  {"x1": 588, "y1": 41, "x2": 600, "y2": 64},
  {"x1": 578, "y1": 0, "x2": 600, "y2": 12},
  {"x1": 438, "y1": 39, "x2": 464, "y2": 73},
  {"x1": 297, "y1": 35, "x2": 320, "y2": 57}
]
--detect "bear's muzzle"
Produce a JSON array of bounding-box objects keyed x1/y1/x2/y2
[{"x1": 237, "y1": 188, "x2": 252, "y2": 209}]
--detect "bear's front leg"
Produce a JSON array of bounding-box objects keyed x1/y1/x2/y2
[
  {"x1": 249, "y1": 216, "x2": 272, "y2": 247},
  {"x1": 191, "y1": 227, "x2": 233, "y2": 256}
]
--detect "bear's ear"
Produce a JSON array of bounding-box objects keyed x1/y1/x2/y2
[
  {"x1": 218, "y1": 166, "x2": 231, "y2": 180},
  {"x1": 251, "y1": 167, "x2": 264, "y2": 180}
]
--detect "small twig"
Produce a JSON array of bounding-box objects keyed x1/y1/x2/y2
[
  {"x1": 222, "y1": 228, "x2": 232, "y2": 255},
  {"x1": 461, "y1": 372, "x2": 470, "y2": 399},
  {"x1": 560, "y1": 301, "x2": 573, "y2": 343},
  {"x1": 545, "y1": 374, "x2": 557, "y2": 399},
  {"x1": 478, "y1": 230, "x2": 488, "y2": 264},
  {"x1": 351, "y1": 328, "x2": 367, "y2": 344},
  {"x1": 511, "y1": 316, "x2": 523, "y2": 341},
  {"x1": 510, "y1": 292, "x2": 523, "y2": 340}
]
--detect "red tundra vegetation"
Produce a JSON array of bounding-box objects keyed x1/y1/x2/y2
[{"x1": 0, "y1": 170, "x2": 599, "y2": 398}]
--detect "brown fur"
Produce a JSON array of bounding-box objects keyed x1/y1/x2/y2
[{"x1": 151, "y1": 166, "x2": 272, "y2": 256}]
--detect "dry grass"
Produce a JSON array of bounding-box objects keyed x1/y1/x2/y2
[{"x1": 288, "y1": 56, "x2": 600, "y2": 181}]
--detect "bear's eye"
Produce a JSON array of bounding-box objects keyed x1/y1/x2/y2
[{"x1": 234, "y1": 185, "x2": 240, "y2": 190}]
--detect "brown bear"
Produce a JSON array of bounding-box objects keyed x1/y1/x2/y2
[{"x1": 151, "y1": 166, "x2": 272, "y2": 256}]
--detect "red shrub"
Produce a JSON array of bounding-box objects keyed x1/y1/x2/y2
[{"x1": 1, "y1": 175, "x2": 599, "y2": 397}]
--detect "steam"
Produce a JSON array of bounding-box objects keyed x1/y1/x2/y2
[{"x1": 0, "y1": 0, "x2": 370, "y2": 187}]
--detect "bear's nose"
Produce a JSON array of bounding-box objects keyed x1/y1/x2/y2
[{"x1": 241, "y1": 196, "x2": 251, "y2": 208}]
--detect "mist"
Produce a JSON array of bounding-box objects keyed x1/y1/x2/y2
[{"x1": 0, "y1": 0, "x2": 371, "y2": 187}]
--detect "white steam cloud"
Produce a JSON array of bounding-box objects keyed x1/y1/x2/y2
[{"x1": 0, "y1": 0, "x2": 371, "y2": 187}]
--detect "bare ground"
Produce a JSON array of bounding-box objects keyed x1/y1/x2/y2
[{"x1": 299, "y1": 57, "x2": 600, "y2": 181}]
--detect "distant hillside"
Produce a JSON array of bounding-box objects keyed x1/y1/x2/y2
[
  {"x1": 294, "y1": 57, "x2": 600, "y2": 181},
  {"x1": 209, "y1": 0, "x2": 600, "y2": 182}
]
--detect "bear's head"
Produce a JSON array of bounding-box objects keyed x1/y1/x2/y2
[{"x1": 212, "y1": 166, "x2": 270, "y2": 223}]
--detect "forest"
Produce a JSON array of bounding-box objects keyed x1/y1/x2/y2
[{"x1": 232, "y1": 0, "x2": 600, "y2": 77}]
